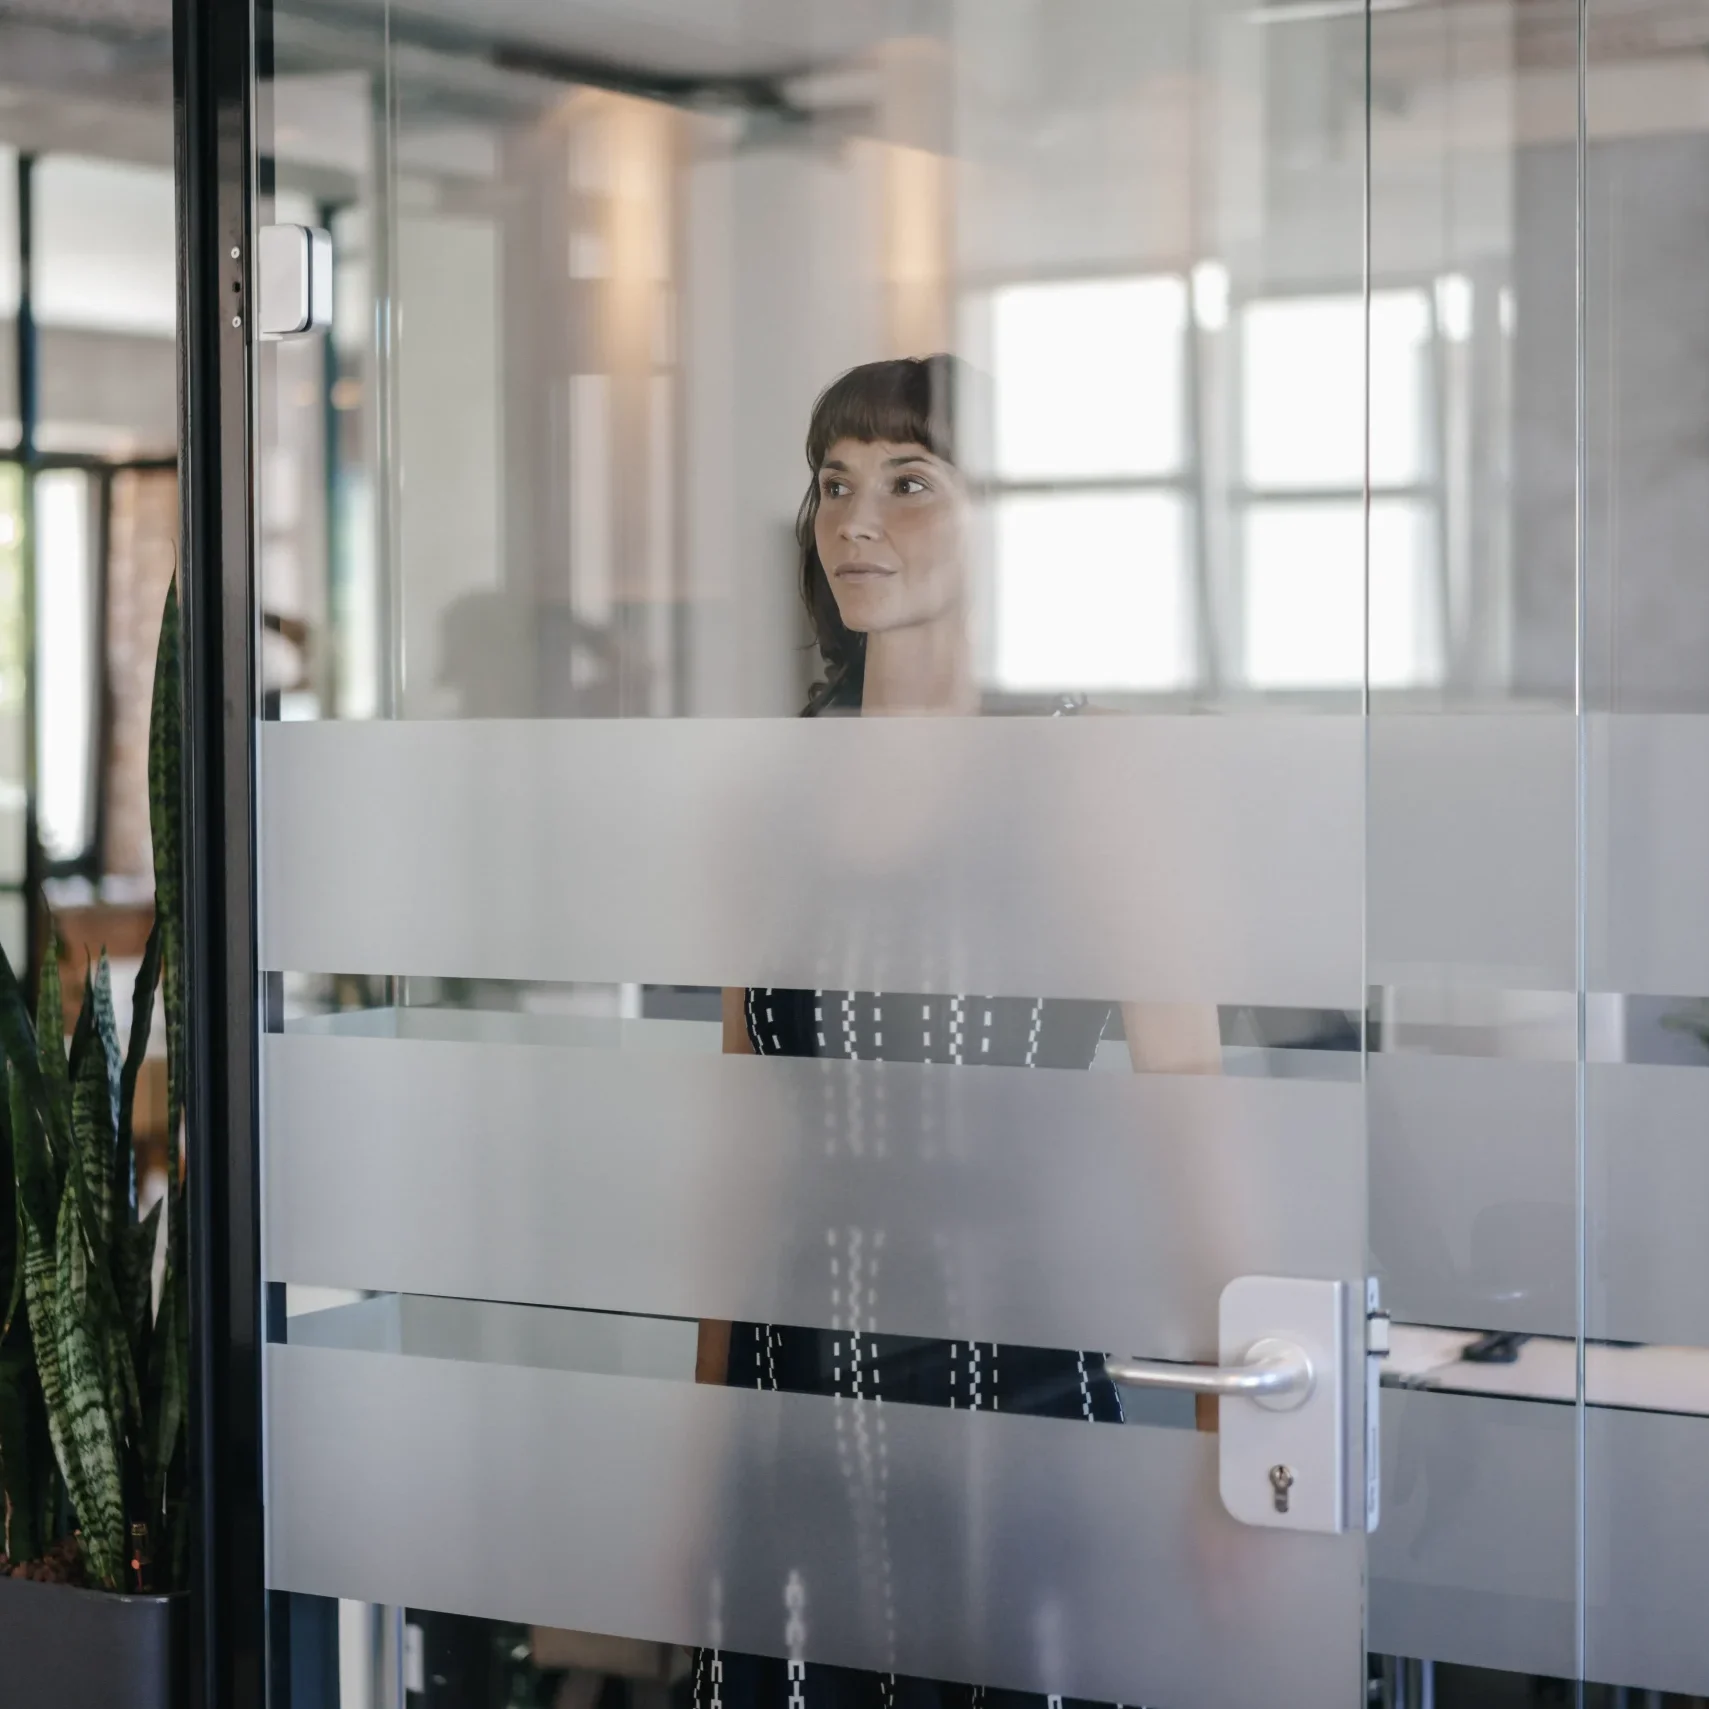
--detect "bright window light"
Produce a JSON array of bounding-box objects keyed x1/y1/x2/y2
[
  {"x1": 994, "y1": 491, "x2": 1192, "y2": 692},
  {"x1": 991, "y1": 276, "x2": 1187, "y2": 481},
  {"x1": 0, "y1": 145, "x2": 17, "y2": 319},
  {"x1": 1242, "y1": 499, "x2": 1438, "y2": 689},
  {"x1": 1369, "y1": 292, "x2": 1432, "y2": 485},
  {"x1": 1191, "y1": 259, "x2": 1229, "y2": 332},
  {"x1": 1368, "y1": 500, "x2": 1440, "y2": 686},
  {"x1": 1243, "y1": 504, "x2": 1363, "y2": 688},
  {"x1": 1435, "y1": 273, "x2": 1472, "y2": 343},
  {"x1": 1243, "y1": 298, "x2": 1362, "y2": 491},
  {"x1": 1241, "y1": 289, "x2": 1430, "y2": 490},
  {"x1": 35, "y1": 469, "x2": 96, "y2": 861}
]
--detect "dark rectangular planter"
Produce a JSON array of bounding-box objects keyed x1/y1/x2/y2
[{"x1": 0, "y1": 1573, "x2": 184, "y2": 1708}]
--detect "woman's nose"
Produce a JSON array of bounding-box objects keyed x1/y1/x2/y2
[{"x1": 840, "y1": 496, "x2": 882, "y2": 540}]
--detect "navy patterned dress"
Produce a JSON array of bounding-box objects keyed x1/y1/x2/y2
[
  {"x1": 685, "y1": 689, "x2": 1128, "y2": 1709},
  {"x1": 728, "y1": 984, "x2": 1126, "y2": 1420},
  {"x1": 689, "y1": 985, "x2": 1126, "y2": 1709}
]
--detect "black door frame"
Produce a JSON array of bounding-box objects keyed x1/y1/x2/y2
[{"x1": 174, "y1": 0, "x2": 267, "y2": 1703}]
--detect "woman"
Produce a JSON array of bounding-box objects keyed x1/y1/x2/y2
[{"x1": 691, "y1": 356, "x2": 1219, "y2": 1709}]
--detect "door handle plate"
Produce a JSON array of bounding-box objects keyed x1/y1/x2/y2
[
  {"x1": 1217, "y1": 1274, "x2": 1351, "y2": 1534},
  {"x1": 259, "y1": 223, "x2": 333, "y2": 339}
]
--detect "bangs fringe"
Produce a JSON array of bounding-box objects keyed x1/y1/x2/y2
[{"x1": 805, "y1": 355, "x2": 958, "y2": 467}]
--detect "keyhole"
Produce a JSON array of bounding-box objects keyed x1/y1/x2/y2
[{"x1": 1268, "y1": 1464, "x2": 1294, "y2": 1513}]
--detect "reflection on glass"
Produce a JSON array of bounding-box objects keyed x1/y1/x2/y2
[
  {"x1": 260, "y1": 3, "x2": 1374, "y2": 1704},
  {"x1": 265, "y1": 3, "x2": 1384, "y2": 723},
  {"x1": 34, "y1": 467, "x2": 96, "y2": 864}
]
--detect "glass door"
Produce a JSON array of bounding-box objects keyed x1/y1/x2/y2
[{"x1": 250, "y1": 5, "x2": 1380, "y2": 1705}]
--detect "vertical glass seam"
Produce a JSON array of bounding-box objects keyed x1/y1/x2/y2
[
  {"x1": 1573, "y1": 0, "x2": 1590, "y2": 1694},
  {"x1": 1361, "y1": 0, "x2": 1374, "y2": 1679},
  {"x1": 376, "y1": 0, "x2": 403, "y2": 722}
]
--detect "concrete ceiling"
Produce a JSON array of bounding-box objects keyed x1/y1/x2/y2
[
  {"x1": 0, "y1": 0, "x2": 1706, "y2": 169},
  {"x1": 340, "y1": 0, "x2": 919, "y2": 84},
  {"x1": 0, "y1": 0, "x2": 171, "y2": 163}
]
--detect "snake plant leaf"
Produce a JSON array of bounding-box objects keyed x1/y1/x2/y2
[
  {"x1": 16, "y1": 1077, "x2": 68, "y2": 1573},
  {"x1": 51, "y1": 1179, "x2": 124, "y2": 1589},
  {"x1": 117, "y1": 1198, "x2": 162, "y2": 1361},
  {"x1": 0, "y1": 943, "x2": 51, "y2": 1147},
  {"x1": 36, "y1": 941, "x2": 70, "y2": 1167},
  {"x1": 2, "y1": 1193, "x2": 17, "y2": 1348},
  {"x1": 71, "y1": 979, "x2": 115, "y2": 1251},
  {"x1": 0, "y1": 1341, "x2": 44, "y2": 1566},
  {"x1": 90, "y1": 953, "x2": 123, "y2": 1164},
  {"x1": 0, "y1": 1064, "x2": 45, "y2": 1563},
  {"x1": 10, "y1": 1065, "x2": 57, "y2": 1262},
  {"x1": 69, "y1": 1038, "x2": 138, "y2": 1431},
  {"x1": 117, "y1": 924, "x2": 162, "y2": 1209},
  {"x1": 0, "y1": 1062, "x2": 15, "y2": 1340},
  {"x1": 145, "y1": 1248, "x2": 185, "y2": 1525},
  {"x1": 148, "y1": 581, "x2": 184, "y2": 1178},
  {"x1": 0, "y1": 578, "x2": 189, "y2": 1590},
  {"x1": 66, "y1": 958, "x2": 92, "y2": 1083},
  {"x1": 6, "y1": 1073, "x2": 39, "y2": 1338}
]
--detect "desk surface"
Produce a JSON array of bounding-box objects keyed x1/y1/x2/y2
[{"x1": 1388, "y1": 1322, "x2": 1709, "y2": 1414}]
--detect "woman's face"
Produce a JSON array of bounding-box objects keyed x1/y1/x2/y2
[{"x1": 813, "y1": 437, "x2": 971, "y2": 636}]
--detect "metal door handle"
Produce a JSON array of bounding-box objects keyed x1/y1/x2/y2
[{"x1": 1103, "y1": 1336, "x2": 1313, "y2": 1403}]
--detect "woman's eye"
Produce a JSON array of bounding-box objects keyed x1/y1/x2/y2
[
  {"x1": 821, "y1": 479, "x2": 848, "y2": 499},
  {"x1": 895, "y1": 475, "x2": 928, "y2": 495}
]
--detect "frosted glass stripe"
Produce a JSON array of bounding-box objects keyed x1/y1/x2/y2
[
  {"x1": 1590, "y1": 715, "x2": 1709, "y2": 994},
  {"x1": 263, "y1": 1033, "x2": 1364, "y2": 1358},
  {"x1": 1371, "y1": 1054, "x2": 1576, "y2": 1337},
  {"x1": 258, "y1": 716, "x2": 1362, "y2": 1006},
  {"x1": 1587, "y1": 1409, "x2": 1709, "y2": 1697},
  {"x1": 267, "y1": 1343, "x2": 1363, "y2": 1709},
  {"x1": 1588, "y1": 1062, "x2": 1709, "y2": 1348},
  {"x1": 1369, "y1": 1390, "x2": 1575, "y2": 1680},
  {"x1": 1368, "y1": 714, "x2": 1577, "y2": 990}
]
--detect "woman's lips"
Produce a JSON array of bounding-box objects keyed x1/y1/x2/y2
[{"x1": 833, "y1": 562, "x2": 895, "y2": 580}]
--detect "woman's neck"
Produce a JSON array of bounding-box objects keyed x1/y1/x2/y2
[{"x1": 860, "y1": 614, "x2": 979, "y2": 716}]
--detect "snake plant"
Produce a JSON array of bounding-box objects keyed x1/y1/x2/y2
[{"x1": 0, "y1": 579, "x2": 188, "y2": 1593}]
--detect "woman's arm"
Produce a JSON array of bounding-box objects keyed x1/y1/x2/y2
[
  {"x1": 695, "y1": 989, "x2": 755, "y2": 1384},
  {"x1": 721, "y1": 986, "x2": 756, "y2": 1056},
  {"x1": 1121, "y1": 1001, "x2": 1221, "y2": 1075}
]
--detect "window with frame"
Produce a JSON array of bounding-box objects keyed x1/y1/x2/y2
[
  {"x1": 1237, "y1": 287, "x2": 1444, "y2": 692},
  {"x1": 973, "y1": 274, "x2": 1197, "y2": 698}
]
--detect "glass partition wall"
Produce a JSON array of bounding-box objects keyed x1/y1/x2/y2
[{"x1": 233, "y1": 2, "x2": 1709, "y2": 1706}]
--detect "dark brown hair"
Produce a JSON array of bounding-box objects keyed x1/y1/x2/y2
[{"x1": 797, "y1": 354, "x2": 961, "y2": 715}]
